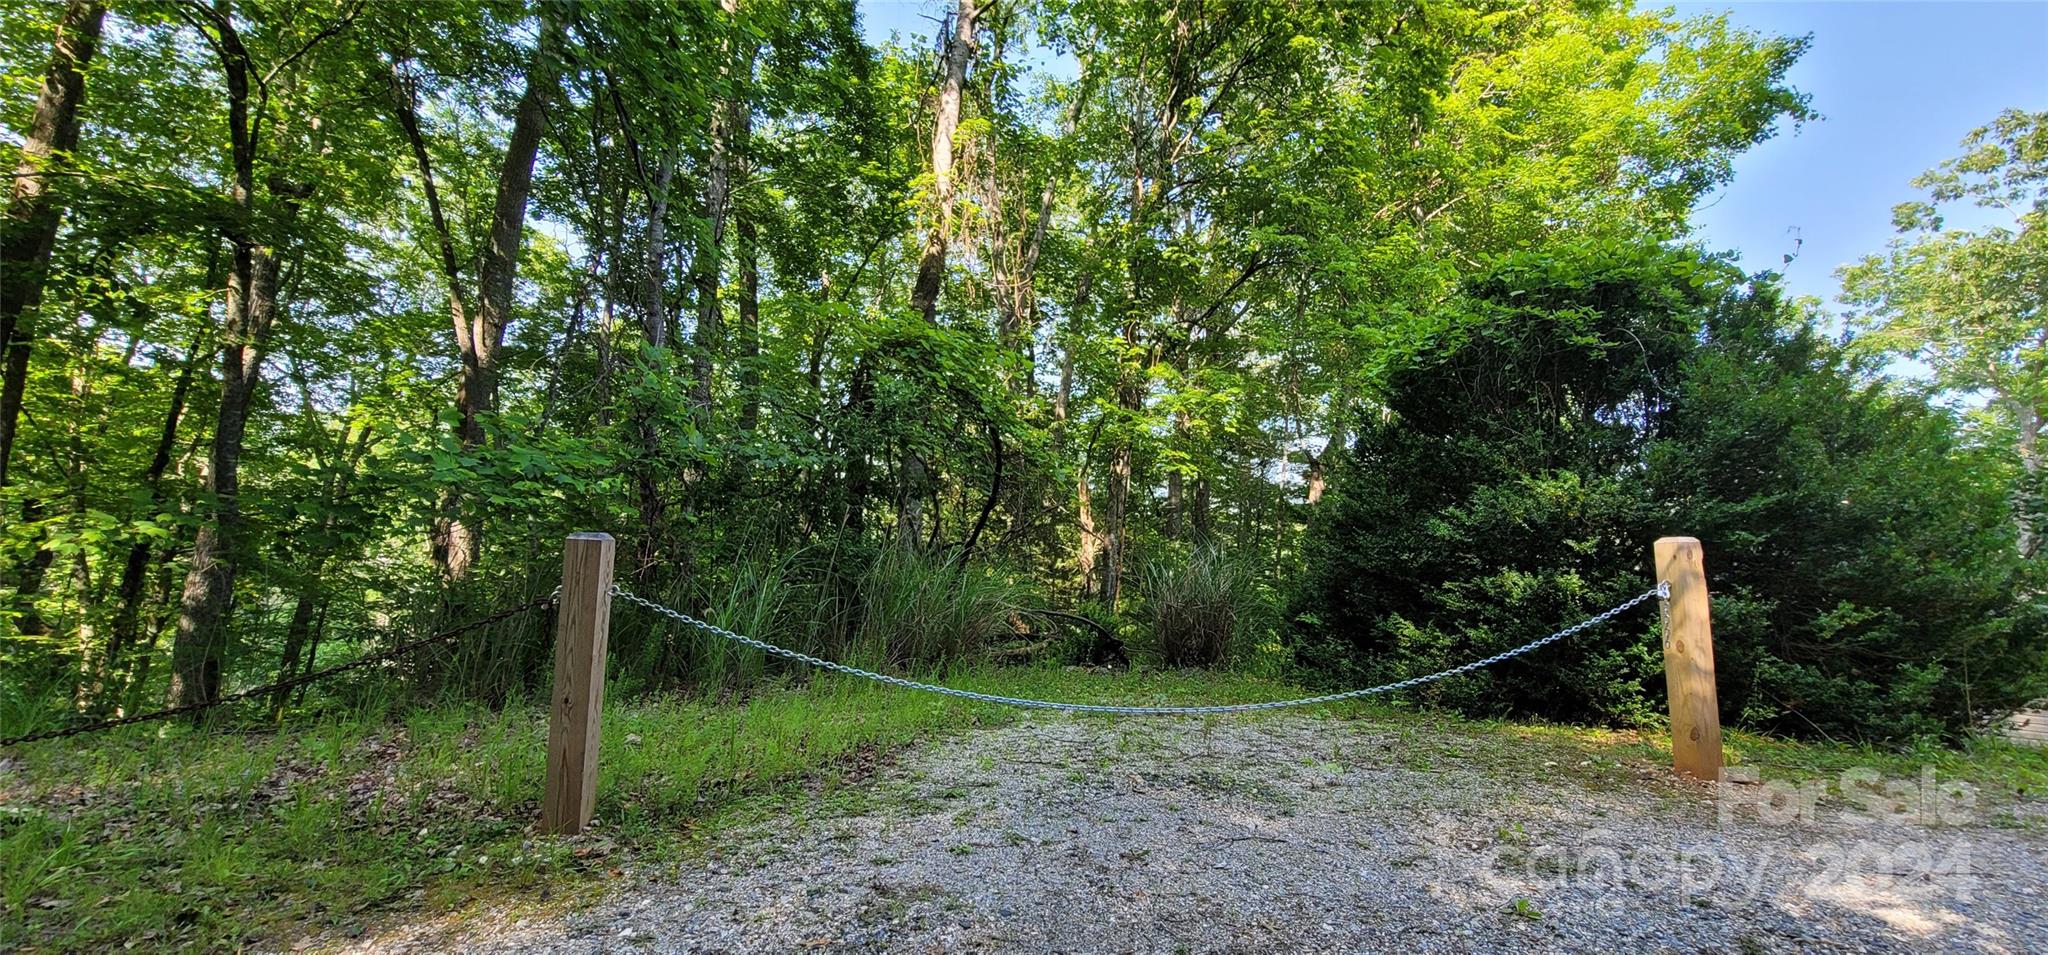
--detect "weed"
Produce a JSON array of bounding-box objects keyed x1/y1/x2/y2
[
  {"x1": 689, "y1": 551, "x2": 813, "y2": 692},
  {"x1": 0, "y1": 815, "x2": 79, "y2": 930}
]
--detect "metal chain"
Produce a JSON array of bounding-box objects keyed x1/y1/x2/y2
[
  {"x1": 0, "y1": 595, "x2": 558, "y2": 747},
  {"x1": 610, "y1": 582, "x2": 1671, "y2": 716}
]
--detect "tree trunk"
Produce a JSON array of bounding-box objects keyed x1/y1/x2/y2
[
  {"x1": 169, "y1": 5, "x2": 265, "y2": 708},
  {"x1": 2018, "y1": 400, "x2": 2042, "y2": 560},
  {"x1": 266, "y1": 412, "x2": 368, "y2": 715},
  {"x1": 121, "y1": 537, "x2": 183, "y2": 713},
  {"x1": 1076, "y1": 469, "x2": 1100, "y2": 598},
  {"x1": 1305, "y1": 388, "x2": 1348, "y2": 505},
  {"x1": 1305, "y1": 428, "x2": 1343, "y2": 506},
  {"x1": 908, "y1": 0, "x2": 980, "y2": 324},
  {"x1": 388, "y1": 60, "x2": 472, "y2": 340},
  {"x1": 895, "y1": 1, "x2": 981, "y2": 544},
  {"x1": 599, "y1": 67, "x2": 683, "y2": 585},
  {"x1": 639, "y1": 157, "x2": 672, "y2": 347},
  {"x1": 1164, "y1": 334, "x2": 1188, "y2": 541},
  {"x1": 68, "y1": 524, "x2": 95, "y2": 704},
  {"x1": 691, "y1": 0, "x2": 756, "y2": 423},
  {"x1": 99, "y1": 329, "x2": 204, "y2": 711},
  {"x1": 1002, "y1": 177, "x2": 1056, "y2": 377},
  {"x1": 269, "y1": 580, "x2": 320, "y2": 718},
  {"x1": 1101, "y1": 321, "x2": 1139, "y2": 611},
  {"x1": 1008, "y1": 69, "x2": 1089, "y2": 377},
  {"x1": 629, "y1": 159, "x2": 674, "y2": 585},
  {"x1": 736, "y1": 215, "x2": 761, "y2": 433},
  {"x1": 689, "y1": 105, "x2": 730, "y2": 422},
  {"x1": 169, "y1": 231, "x2": 289, "y2": 707},
  {"x1": 431, "y1": 12, "x2": 562, "y2": 583},
  {"x1": 1165, "y1": 470, "x2": 1183, "y2": 540},
  {"x1": 1053, "y1": 274, "x2": 1097, "y2": 595},
  {"x1": 290, "y1": 599, "x2": 330, "y2": 709},
  {"x1": 842, "y1": 357, "x2": 875, "y2": 535},
  {"x1": 0, "y1": 0, "x2": 104, "y2": 489}
]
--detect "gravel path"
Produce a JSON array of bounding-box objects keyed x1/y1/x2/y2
[{"x1": 354, "y1": 713, "x2": 2048, "y2": 953}]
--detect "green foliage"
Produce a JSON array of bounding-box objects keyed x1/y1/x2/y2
[
  {"x1": 1839, "y1": 108, "x2": 2048, "y2": 559},
  {"x1": 686, "y1": 550, "x2": 813, "y2": 692},
  {"x1": 853, "y1": 546, "x2": 1022, "y2": 672},
  {"x1": 1139, "y1": 547, "x2": 1246, "y2": 669},
  {"x1": 0, "y1": 0, "x2": 1995, "y2": 751},
  {"x1": 1648, "y1": 288, "x2": 2041, "y2": 740},
  {"x1": 1291, "y1": 240, "x2": 2044, "y2": 742}
]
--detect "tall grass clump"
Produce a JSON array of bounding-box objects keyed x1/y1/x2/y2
[
  {"x1": 1142, "y1": 547, "x2": 1245, "y2": 668},
  {"x1": 853, "y1": 546, "x2": 1020, "y2": 673},
  {"x1": 688, "y1": 551, "x2": 816, "y2": 692}
]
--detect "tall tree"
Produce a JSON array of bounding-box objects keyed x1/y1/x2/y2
[
  {"x1": 1841, "y1": 108, "x2": 2048, "y2": 559},
  {"x1": 889, "y1": 0, "x2": 983, "y2": 544},
  {"x1": 690, "y1": 0, "x2": 756, "y2": 423},
  {"x1": 167, "y1": 1, "x2": 357, "y2": 706},
  {"x1": 907, "y1": 0, "x2": 980, "y2": 324},
  {"x1": 415, "y1": 9, "x2": 565, "y2": 583},
  {"x1": 0, "y1": 0, "x2": 105, "y2": 488}
]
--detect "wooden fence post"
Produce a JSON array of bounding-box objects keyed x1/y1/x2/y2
[
  {"x1": 1654, "y1": 536, "x2": 1722, "y2": 781},
  {"x1": 543, "y1": 532, "x2": 614, "y2": 835}
]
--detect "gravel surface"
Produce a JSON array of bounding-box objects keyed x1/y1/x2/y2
[{"x1": 351, "y1": 713, "x2": 2048, "y2": 953}]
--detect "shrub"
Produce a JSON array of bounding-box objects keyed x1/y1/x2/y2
[
  {"x1": 1142, "y1": 548, "x2": 1244, "y2": 669},
  {"x1": 1288, "y1": 241, "x2": 2043, "y2": 742},
  {"x1": 691, "y1": 551, "x2": 814, "y2": 693},
  {"x1": 853, "y1": 546, "x2": 1020, "y2": 673}
]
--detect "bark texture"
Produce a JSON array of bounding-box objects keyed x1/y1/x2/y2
[
  {"x1": 0, "y1": 0, "x2": 106, "y2": 488},
  {"x1": 907, "y1": 0, "x2": 980, "y2": 324},
  {"x1": 427, "y1": 12, "x2": 564, "y2": 583}
]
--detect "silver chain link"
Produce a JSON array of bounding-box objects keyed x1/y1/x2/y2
[{"x1": 607, "y1": 582, "x2": 1671, "y2": 716}]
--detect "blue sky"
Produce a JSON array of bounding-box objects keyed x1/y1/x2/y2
[
  {"x1": 1678, "y1": 1, "x2": 2048, "y2": 303},
  {"x1": 857, "y1": 1, "x2": 2047, "y2": 307}
]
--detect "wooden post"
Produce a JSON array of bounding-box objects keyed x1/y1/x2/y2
[
  {"x1": 543, "y1": 532, "x2": 614, "y2": 835},
  {"x1": 1655, "y1": 536, "x2": 1722, "y2": 781}
]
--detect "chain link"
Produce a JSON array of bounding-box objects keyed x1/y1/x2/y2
[
  {"x1": 610, "y1": 582, "x2": 1671, "y2": 716},
  {"x1": 0, "y1": 595, "x2": 558, "y2": 747}
]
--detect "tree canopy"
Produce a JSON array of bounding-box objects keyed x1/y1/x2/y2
[{"x1": 1, "y1": 0, "x2": 2035, "y2": 743}]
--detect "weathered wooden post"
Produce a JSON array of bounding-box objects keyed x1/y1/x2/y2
[
  {"x1": 1654, "y1": 536, "x2": 1722, "y2": 781},
  {"x1": 543, "y1": 532, "x2": 614, "y2": 834}
]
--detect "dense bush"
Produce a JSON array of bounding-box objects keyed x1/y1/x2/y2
[{"x1": 1290, "y1": 240, "x2": 2044, "y2": 742}]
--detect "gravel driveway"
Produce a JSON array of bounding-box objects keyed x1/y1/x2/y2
[{"x1": 354, "y1": 712, "x2": 2048, "y2": 953}]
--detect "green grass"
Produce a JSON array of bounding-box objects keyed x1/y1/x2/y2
[
  {"x1": 0, "y1": 666, "x2": 1292, "y2": 952},
  {"x1": 1349, "y1": 706, "x2": 2048, "y2": 814},
  {"x1": 4, "y1": 666, "x2": 2044, "y2": 951}
]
